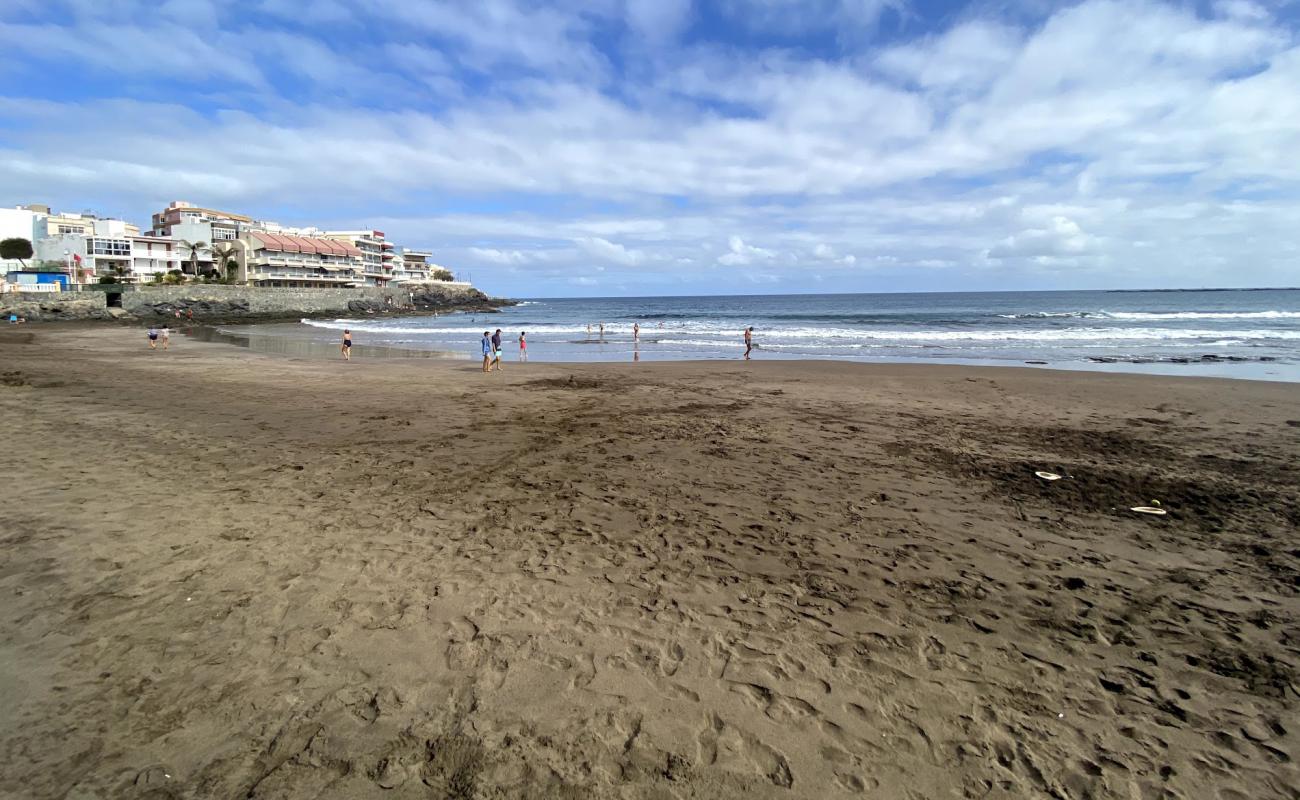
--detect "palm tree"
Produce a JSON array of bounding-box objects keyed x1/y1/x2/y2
[
  {"x1": 178, "y1": 240, "x2": 208, "y2": 277},
  {"x1": 211, "y1": 243, "x2": 238, "y2": 283}
]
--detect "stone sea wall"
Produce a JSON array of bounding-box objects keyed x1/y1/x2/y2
[
  {"x1": 2, "y1": 282, "x2": 503, "y2": 322},
  {"x1": 123, "y1": 282, "x2": 493, "y2": 318},
  {"x1": 1, "y1": 291, "x2": 111, "y2": 322}
]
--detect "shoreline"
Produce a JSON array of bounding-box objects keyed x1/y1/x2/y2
[
  {"x1": 3, "y1": 327, "x2": 1298, "y2": 798},
  {"x1": 10, "y1": 319, "x2": 1298, "y2": 381},
  {"x1": 209, "y1": 320, "x2": 1300, "y2": 383}
]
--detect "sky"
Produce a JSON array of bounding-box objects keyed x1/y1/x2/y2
[{"x1": 1, "y1": 0, "x2": 1298, "y2": 297}]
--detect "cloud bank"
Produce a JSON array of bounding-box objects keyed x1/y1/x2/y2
[{"x1": 1, "y1": 0, "x2": 1298, "y2": 295}]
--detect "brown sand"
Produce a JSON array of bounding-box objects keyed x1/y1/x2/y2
[{"x1": 1, "y1": 327, "x2": 1297, "y2": 799}]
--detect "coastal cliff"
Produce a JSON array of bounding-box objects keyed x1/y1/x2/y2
[{"x1": 1, "y1": 282, "x2": 512, "y2": 323}]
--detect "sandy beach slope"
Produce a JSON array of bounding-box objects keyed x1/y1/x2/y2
[{"x1": 1, "y1": 326, "x2": 1297, "y2": 799}]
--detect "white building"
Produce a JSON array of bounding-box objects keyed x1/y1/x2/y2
[
  {"x1": 396, "y1": 249, "x2": 433, "y2": 282},
  {"x1": 129, "y1": 235, "x2": 182, "y2": 280},
  {"x1": 322, "y1": 230, "x2": 395, "y2": 286},
  {"x1": 0, "y1": 207, "x2": 43, "y2": 271},
  {"x1": 31, "y1": 231, "x2": 180, "y2": 284},
  {"x1": 148, "y1": 201, "x2": 252, "y2": 273}
]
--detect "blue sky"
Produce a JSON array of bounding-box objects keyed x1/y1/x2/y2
[{"x1": 2, "y1": 0, "x2": 1298, "y2": 297}]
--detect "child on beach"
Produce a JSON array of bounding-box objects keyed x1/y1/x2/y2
[
  {"x1": 161, "y1": 325, "x2": 171, "y2": 350},
  {"x1": 519, "y1": 331, "x2": 527, "y2": 361},
  {"x1": 147, "y1": 327, "x2": 159, "y2": 349},
  {"x1": 341, "y1": 329, "x2": 352, "y2": 361}
]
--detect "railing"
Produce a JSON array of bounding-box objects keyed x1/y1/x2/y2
[{"x1": 2, "y1": 283, "x2": 62, "y2": 293}]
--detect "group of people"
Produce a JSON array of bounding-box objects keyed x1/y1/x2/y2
[
  {"x1": 146, "y1": 325, "x2": 172, "y2": 350},
  {"x1": 334, "y1": 321, "x2": 757, "y2": 364},
  {"x1": 584, "y1": 321, "x2": 668, "y2": 341},
  {"x1": 481, "y1": 328, "x2": 526, "y2": 371}
]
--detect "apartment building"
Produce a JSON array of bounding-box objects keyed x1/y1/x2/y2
[
  {"x1": 150, "y1": 201, "x2": 251, "y2": 237},
  {"x1": 33, "y1": 234, "x2": 116, "y2": 283},
  {"x1": 397, "y1": 249, "x2": 433, "y2": 282},
  {"x1": 30, "y1": 230, "x2": 181, "y2": 283},
  {"x1": 39, "y1": 212, "x2": 139, "y2": 238},
  {"x1": 148, "y1": 201, "x2": 252, "y2": 273},
  {"x1": 233, "y1": 231, "x2": 364, "y2": 287},
  {"x1": 129, "y1": 235, "x2": 182, "y2": 280},
  {"x1": 322, "y1": 230, "x2": 395, "y2": 286}
]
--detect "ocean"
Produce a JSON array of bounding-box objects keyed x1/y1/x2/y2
[{"x1": 229, "y1": 289, "x2": 1300, "y2": 381}]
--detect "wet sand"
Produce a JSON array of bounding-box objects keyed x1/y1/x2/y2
[{"x1": 1, "y1": 326, "x2": 1297, "y2": 799}]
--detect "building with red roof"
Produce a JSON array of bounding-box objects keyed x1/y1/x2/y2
[{"x1": 231, "y1": 231, "x2": 366, "y2": 288}]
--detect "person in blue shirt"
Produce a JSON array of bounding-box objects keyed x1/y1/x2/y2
[
  {"x1": 481, "y1": 331, "x2": 493, "y2": 373},
  {"x1": 491, "y1": 329, "x2": 504, "y2": 371}
]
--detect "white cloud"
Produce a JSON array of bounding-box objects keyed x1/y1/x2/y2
[
  {"x1": 719, "y1": 0, "x2": 903, "y2": 37},
  {"x1": 625, "y1": 0, "x2": 693, "y2": 42},
  {"x1": 1, "y1": 0, "x2": 1299, "y2": 293},
  {"x1": 469, "y1": 247, "x2": 536, "y2": 265},
  {"x1": 986, "y1": 216, "x2": 1096, "y2": 260},
  {"x1": 718, "y1": 235, "x2": 775, "y2": 266},
  {"x1": 876, "y1": 20, "x2": 1023, "y2": 92},
  {"x1": 576, "y1": 236, "x2": 646, "y2": 266},
  {"x1": 812, "y1": 243, "x2": 857, "y2": 265},
  {"x1": 1213, "y1": 0, "x2": 1270, "y2": 21}
]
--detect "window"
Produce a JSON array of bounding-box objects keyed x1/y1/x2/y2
[
  {"x1": 91, "y1": 238, "x2": 131, "y2": 257},
  {"x1": 58, "y1": 225, "x2": 86, "y2": 235}
]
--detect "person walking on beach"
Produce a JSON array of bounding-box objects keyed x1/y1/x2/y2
[
  {"x1": 491, "y1": 329, "x2": 503, "y2": 371},
  {"x1": 518, "y1": 331, "x2": 528, "y2": 361},
  {"x1": 481, "y1": 330, "x2": 492, "y2": 372},
  {"x1": 341, "y1": 329, "x2": 352, "y2": 361},
  {"x1": 744, "y1": 326, "x2": 754, "y2": 360},
  {"x1": 161, "y1": 325, "x2": 171, "y2": 350},
  {"x1": 147, "y1": 326, "x2": 159, "y2": 350}
]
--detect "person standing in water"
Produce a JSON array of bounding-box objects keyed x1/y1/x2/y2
[
  {"x1": 341, "y1": 329, "x2": 353, "y2": 360},
  {"x1": 481, "y1": 331, "x2": 493, "y2": 372},
  {"x1": 599, "y1": 322, "x2": 605, "y2": 340},
  {"x1": 518, "y1": 331, "x2": 528, "y2": 361},
  {"x1": 633, "y1": 322, "x2": 640, "y2": 342},
  {"x1": 586, "y1": 323, "x2": 592, "y2": 339},
  {"x1": 744, "y1": 327, "x2": 754, "y2": 360}
]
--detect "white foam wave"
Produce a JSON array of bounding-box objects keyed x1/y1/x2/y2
[
  {"x1": 1099, "y1": 310, "x2": 1300, "y2": 320},
  {"x1": 301, "y1": 318, "x2": 1300, "y2": 343},
  {"x1": 997, "y1": 310, "x2": 1300, "y2": 321},
  {"x1": 996, "y1": 311, "x2": 1094, "y2": 319}
]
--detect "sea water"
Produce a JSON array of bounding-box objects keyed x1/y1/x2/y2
[{"x1": 233, "y1": 289, "x2": 1300, "y2": 381}]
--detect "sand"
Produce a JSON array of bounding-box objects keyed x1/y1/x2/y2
[{"x1": 1, "y1": 326, "x2": 1297, "y2": 799}]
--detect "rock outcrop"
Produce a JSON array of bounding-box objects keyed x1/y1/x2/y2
[{"x1": 3, "y1": 282, "x2": 512, "y2": 324}]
